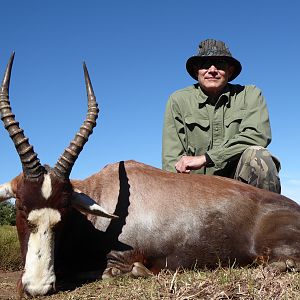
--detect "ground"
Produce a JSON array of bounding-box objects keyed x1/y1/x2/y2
[
  {"x1": 0, "y1": 271, "x2": 20, "y2": 300},
  {"x1": 1, "y1": 268, "x2": 300, "y2": 299}
]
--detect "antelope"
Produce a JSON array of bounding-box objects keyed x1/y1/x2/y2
[{"x1": 1, "y1": 53, "x2": 300, "y2": 298}]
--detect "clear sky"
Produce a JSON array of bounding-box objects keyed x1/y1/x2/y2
[{"x1": 0, "y1": 1, "x2": 299, "y2": 202}]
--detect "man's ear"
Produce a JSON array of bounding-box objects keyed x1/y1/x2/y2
[
  {"x1": 228, "y1": 66, "x2": 235, "y2": 79},
  {"x1": 193, "y1": 67, "x2": 199, "y2": 79}
]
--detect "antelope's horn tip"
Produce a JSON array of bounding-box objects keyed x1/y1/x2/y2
[
  {"x1": 9, "y1": 51, "x2": 15, "y2": 62},
  {"x1": 83, "y1": 63, "x2": 94, "y2": 95},
  {"x1": 83, "y1": 62, "x2": 87, "y2": 72},
  {"x1": 1, "y1": 51, "x2": 15, "y2": 89},
  {"x1": 83, "y1": 62, "x2": 89, "y2": 78}
]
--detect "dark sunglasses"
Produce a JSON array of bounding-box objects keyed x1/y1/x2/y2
[{"x1": 197, "y1": 59, "x2": 229, "y2": 70}]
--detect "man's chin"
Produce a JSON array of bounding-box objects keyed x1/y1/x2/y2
[{"x1": 201, "y1": 83, "x2": 226, "y2": 96}]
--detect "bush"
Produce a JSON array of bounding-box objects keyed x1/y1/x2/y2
[
  {"x1": 0, "y1": 225, "x2": 22, "y2": 271},
  {"x1": 0, "y1": 201, "x2": 16, "y2": 225}
]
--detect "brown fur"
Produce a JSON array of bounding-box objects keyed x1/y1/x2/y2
[
  {"x1": 70, "y1": 160, "x2": 300, "y2": 273},
  {"x1": 6, "y1": 160, "x2": 300, "y2": 297}
]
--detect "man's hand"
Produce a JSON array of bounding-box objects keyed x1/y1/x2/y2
[{"x1": 175, "y1": 155, "x2": 207, "y2": 173}]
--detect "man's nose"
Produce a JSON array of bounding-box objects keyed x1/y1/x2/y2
[{"x1": 208, "y1": 65, "x2": 218, "y2": 72}]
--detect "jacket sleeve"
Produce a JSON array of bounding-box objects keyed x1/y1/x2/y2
[
  {"x1": 206, "y1": 86, "x2": 272, "y2": 170},
  {"x1": 162, "y1": 96, "x2": 187, "y2": 172}
]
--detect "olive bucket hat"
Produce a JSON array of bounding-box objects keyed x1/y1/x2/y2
[{"x1": 186, "y1": 39, "x2": 242, "y2": 82}]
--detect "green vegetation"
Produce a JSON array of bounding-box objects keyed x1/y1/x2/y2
[
  {"x1": 0, "y1": 202, "x2": 20, "y2": 271},
  {"x1": 0, "y1": 201, "x2": 16, "y2": 226},
  {"x1": 0, "y1": 225, "x2": 22, "y2": 271}
]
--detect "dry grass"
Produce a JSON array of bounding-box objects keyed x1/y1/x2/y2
[{"x1": 30, "y1": 267, "x2": 300, "y2": 300}]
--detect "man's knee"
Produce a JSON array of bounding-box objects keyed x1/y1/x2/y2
[{"x1": 234, "y1": 146, "x2": 281, "y2": 194}]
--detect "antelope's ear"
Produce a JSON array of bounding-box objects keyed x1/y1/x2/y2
[
  {"x1": 0, "y1": 181, "x2": 16, "y2": 202},
  {"x1": 71, "y1": 188, "x2": 118, "y2": 219}
]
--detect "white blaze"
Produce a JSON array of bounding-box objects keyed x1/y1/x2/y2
[
  {"x1": 22, "y1": 208, "x2": 61, "y2": 296},
  {"x1": 41, "y1": 173, "x2": 52, "y2": 200}
]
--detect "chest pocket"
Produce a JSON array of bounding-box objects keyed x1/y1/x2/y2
[
  {"x1": 184, "y1": 115, "x2": 210, "y2": 154},
  {"x1": 224, "y1": 110, "x2": 246, "y2": 136}
]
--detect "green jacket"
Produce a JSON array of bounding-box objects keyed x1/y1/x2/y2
[{"x1": 162, "y1": 83, "x2": 272, "y2": 175}]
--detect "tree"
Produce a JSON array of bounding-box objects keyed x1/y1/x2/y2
[{"x1": 0, "y1": 202, "x2": 16, "y2": 226}]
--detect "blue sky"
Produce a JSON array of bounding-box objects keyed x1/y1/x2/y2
[{"x1": 0, "y1": 1, "x2": 299, "y2": 202}]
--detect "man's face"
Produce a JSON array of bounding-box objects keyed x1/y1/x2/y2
[{"x1": 197, "y1": 59, "x2": 234, "y2": 97}]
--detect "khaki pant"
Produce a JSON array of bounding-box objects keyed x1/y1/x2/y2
[{"x1": 233, "y1": 146, "x2": 281, "y2": 194}]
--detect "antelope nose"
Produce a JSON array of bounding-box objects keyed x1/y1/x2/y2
[
  {"x1": 49, "y1": 281, "x2": 56, "y2": 294},
  {"x1": 23, "y1": 281, "x2": 56, "y2": 297}
]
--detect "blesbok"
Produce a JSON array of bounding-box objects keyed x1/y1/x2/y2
[{"x1": 1, "y1": 53, "x2": 300, "y2": 298}]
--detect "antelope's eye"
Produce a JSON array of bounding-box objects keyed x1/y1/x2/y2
[
  {"x1": 27, "y1": 222, "x2": 37, "y2": 233},
  {"x1": 51, "y1": 222, "x2": 61, "y2": 231}
]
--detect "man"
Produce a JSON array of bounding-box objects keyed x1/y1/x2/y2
[{"x1": 162, "y1": 39, "x2": 281, "y2": 193}]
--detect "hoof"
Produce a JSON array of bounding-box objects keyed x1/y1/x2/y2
[
  {"x1": 131, "y1": 262, "x2": 153, "y2": 278},
  {"x1": 102, "y1": 262, "x2": 153, "y2": 279},
  {"x1": 266, "y1": 259, "x2": 300, "y2": 273},
  {"x1": 286, "y1": 258, "x2": 299, "y2": 272},
  {"x1": 102, "y1": 267, "x2": 122, "y2": 279}
]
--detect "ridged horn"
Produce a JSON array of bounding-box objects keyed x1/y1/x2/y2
[
  {"x1": 0, "y1": 53, "x2": 45, "y2": 178},
  {"x1": 53, "y1": 63, "x2": 99, "y2": 179}
]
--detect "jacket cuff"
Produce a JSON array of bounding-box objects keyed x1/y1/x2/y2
[{"x1": 204, "y1": 153, "x2": 215, "y2": 167}]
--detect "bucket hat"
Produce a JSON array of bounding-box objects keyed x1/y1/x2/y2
[{"x1": 186, "y1": 39, "x2": 242, "y2": 82}]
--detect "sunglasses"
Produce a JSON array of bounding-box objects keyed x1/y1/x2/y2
[{"x1": 197, "y1": 59, "x2": 229, "y2": 70}]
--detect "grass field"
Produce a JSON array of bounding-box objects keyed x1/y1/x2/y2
[
  {"x1": 0, "y1": 225, "x2": 22, "y2": 271},
  {"x1": 1, "y1": 226, "x2": 300, "y2": 299}
]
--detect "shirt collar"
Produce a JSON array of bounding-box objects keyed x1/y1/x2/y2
[{"x1": 194, "y1": 83, "x2": 231, "y2": 106}]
